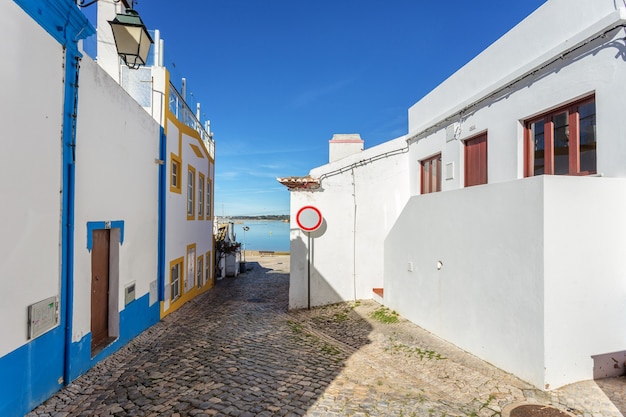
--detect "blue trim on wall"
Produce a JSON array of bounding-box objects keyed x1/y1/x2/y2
[
  {"x1": 67, "y1": 292, "x2": 160, "y2": 381},
  {"x1": 158, "y1": 127, "x2": 166, "y2": 301},
  {"x1": 0, "y1": 326, "x2": 66, "y2": 417},
  {"x1": 0, "y1": 294, "x2": 161, "y2": 417},
  {"x1": 86, "y1": 220, "x2": 125, "y2": 251},
  {"x1": 14, "y1": 0, "x2": 95, "y2": 47}
]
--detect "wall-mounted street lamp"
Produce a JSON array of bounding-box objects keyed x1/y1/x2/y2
[
  {"x1": 108, "y1": 8, "x2": 153, "y2": 69},
  {"x1": 77, "y1": 0, "x2": 153, "y2": 69}
]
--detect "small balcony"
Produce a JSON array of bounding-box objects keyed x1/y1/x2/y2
[{"x1": 168, "y1": 83, "x2": 215, "y2": 159}]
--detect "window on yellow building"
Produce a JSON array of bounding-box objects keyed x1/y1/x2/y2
[
  {"x1": 170, "y1": 154, "x2": 182, "y2": 193},
  {"x1": 197, "y1": 256, "x2": 204, "y2": 288},
  {"x1": 205, "y1": 252, "x2": 211, "y2": 284},
  {"x1": 186, "y1": 245, "x2": 196, "y2": 291},
  {"x1": 170, "y1": 259, "x2": 183, "y2": 301},
  {"x1": 198, "y1": 174, "x2": 205, "y2": 220},
  {"x1": 187, "y1": 166, "x2": 196, "y2": 219},
  {"x1": 206, "y1": 181, "x2": 212, "y2": 219}
]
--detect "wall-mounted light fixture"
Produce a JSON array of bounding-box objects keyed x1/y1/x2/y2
[{"x1": 76, "y1": 0, "x2": 153, "y2": 69}]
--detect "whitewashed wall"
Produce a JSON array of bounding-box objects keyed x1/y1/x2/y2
[
  {"x1": 385, "y1": 176, "x2": 626, "y2": 389},
  {"x1": 543, "y1": 177, "x2": 626, "y2": 389},
  {"x1": 72, "y1": 57, "x2": 160, "y2": 342},
  {"x1": 0, "y1": 0, "x2": 65, "y2": 357},
  {"x1": 385, "y1": 178, "x2": 546, "y2": 387},
  {"x1": 389, "y1": 0, "x2": 626, "y2": 390},
  {"x1": 96, "y1": 0, "x2": 124, "y2": 83},
  {"x1": 409, "y1": 0, "x2": 626, "y2": 189},
  {"x1": 289, "y1": 136, "x2": 409, "y2": 309}
]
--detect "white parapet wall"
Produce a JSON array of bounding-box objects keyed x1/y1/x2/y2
[{"x1": 384, "y1": 175, "x2": 626, "y2": 390}]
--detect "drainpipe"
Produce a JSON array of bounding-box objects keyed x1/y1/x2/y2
[
  {"x1": 351, "y1": 168, "x2": 357, "y2": 302},
  {"x1": 157, "y1": 128, "x2": 166, "y2": 302},
  {"x1": 62, "y1": 51, "x2": 82, "y2": 385}
]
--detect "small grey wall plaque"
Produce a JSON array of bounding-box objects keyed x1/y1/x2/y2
[
  {"x1": 125, "y1": 282, "x2": 136, "y2": 306},
  {"x1": 28, "y1": 296, "x2": 59, "y2": 339}
]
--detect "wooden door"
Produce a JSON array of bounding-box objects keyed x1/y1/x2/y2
[
  {"x1": 91, "y1": 229, "x2": 110, "y2": 352},
  {"x1": 465, "y1": 133, "x2": 488, "y2": 187}
]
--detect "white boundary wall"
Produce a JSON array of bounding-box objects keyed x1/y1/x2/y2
[{"x1": 385, "y1": 176, "x2": 626, "y2": 390}]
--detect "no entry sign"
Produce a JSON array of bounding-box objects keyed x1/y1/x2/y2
[{"x1": 296, "y1": 205, "x2": 323, "y2": 232}]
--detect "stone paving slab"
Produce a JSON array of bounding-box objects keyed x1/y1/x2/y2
[{"x1": 27, "y1": 255, "x2": 626, "y2": 417}]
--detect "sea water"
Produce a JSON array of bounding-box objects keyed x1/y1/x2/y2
[{"x1": 233, "y1": 220, "x2": 291, "y2": 252}]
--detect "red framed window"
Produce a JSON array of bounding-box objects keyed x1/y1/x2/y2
[
  {"x1": 465, "y1": 133, "x2": 488, "y2": 187},
  {"x1": 421, "y1": 154, "x2": 442, "y2": 194},
  {"x1": 524, "y1": 96, "x2": 596, "y2": 177}
]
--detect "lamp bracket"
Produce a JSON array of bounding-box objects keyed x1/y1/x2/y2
[{"x1": 77, "y1": 0, "x2": 129, "y2": 8}]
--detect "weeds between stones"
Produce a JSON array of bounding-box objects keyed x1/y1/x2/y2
[{"x1": 370, "y1": 307, "x2": 399, "y2": 324}]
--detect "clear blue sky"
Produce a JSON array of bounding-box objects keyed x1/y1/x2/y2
[{"x1": 136, "y1": 0, "x2": 547, "y2": 216}]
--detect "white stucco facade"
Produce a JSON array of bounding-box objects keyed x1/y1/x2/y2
[
  {"x1": 285, "y1": 0, "x2": 626, "y2": 390},
  {"x1": 72, "y1": 56, "x2": 161, "y2": 345},
  {"x1": 289, "y1": 136, "x2": 410, "y2": 309},
  {"x1": 0, "y1": 0, "x2": 66, "y2": 359}
]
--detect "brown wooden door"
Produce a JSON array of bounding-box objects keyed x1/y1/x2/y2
[
  {"x1": 465, "y1": 133, "x2": 488, "y2": 187},
  {"x1": 91, "y1": 229, "x2": 110, "y2": 352}
]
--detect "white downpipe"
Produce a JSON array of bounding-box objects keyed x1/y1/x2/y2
[{"x1": 351, "y1": 168, "x2": 357, "y2": 301}]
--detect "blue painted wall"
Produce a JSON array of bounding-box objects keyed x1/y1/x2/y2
[
  {"x1": 0, "y1": 327, "x2": 65, "y2": 417},
  {"x1": 0, "y1": 293, "x2": 160, "y2": 416},
  {"x1": 67, "y1": 293, "x2": 161, "y2": 381}
]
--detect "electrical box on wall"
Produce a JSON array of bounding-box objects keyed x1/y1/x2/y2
[
  {"x1": 125, "y1": 282, "x2": 136, "y2": 306},
  {"x1": 446, "y1": 122, "x2": 459, "y2": 142},
  {"x1": 28, "y1": 296, "x2": 59, "y2": 339}
]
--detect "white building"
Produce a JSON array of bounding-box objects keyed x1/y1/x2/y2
[
  {"x1": 94, "y1": 0, "x2": 216, "y2": 319},
  {"x1": 283, "y1": 0, "x2": 626, "y2": 390},
  {"x1": 0, "y1": 0, "x2": 215, "y2": 415}
]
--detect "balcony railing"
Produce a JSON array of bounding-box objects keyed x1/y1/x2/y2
[{"x1": 168, "y1": 83, "x2": 215, "y2": 159}]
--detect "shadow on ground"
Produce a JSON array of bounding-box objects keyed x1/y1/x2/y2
[
  {"x1": 29, "y1": 258, "x2": 372, "y2": 416},
  {"x1": 595, "y1": 377, "x2": 626, "y2": 414}
]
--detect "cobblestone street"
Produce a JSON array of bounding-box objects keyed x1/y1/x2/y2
[{"x1": 28, "y1": 255, "x2": 626, "y2": 417}]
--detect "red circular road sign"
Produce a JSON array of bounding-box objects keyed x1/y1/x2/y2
[{"x1": 296, "y1": 205, "x2": 323, "y2": 232}]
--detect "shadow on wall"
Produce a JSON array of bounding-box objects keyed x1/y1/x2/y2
[
  {"x1": 289, "y1": 220, "x2": 351, "y2": 309},
  {"x1": 28, "y1": 258, "x2": 373, "y2": 416}
]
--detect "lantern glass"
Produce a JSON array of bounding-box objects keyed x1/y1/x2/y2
[{"x1": 109, "y1": 9, "x2": 153, "y2": 69}]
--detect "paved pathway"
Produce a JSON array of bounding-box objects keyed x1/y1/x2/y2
[{"x1": 28, "y1": 255, "x2": 626, "y2": 417}]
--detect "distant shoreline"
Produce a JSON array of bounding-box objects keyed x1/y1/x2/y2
[
  {"x1": 243, "y1": 250, "x2": 289, "y2": 256},
  {"x1": 217, "y1": 215, "x2": 289, "y2": 222}
]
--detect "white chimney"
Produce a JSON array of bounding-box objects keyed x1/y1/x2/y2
[{"x1": 329, "y1": 134, "x2": 364, "y2": 163}]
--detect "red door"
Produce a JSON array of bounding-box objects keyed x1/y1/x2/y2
[
  {"x1": 465, "y1": 133, "x2": 488, "y2": 187},
  {"x1": 91, "y1": 229, "x2": 110, "y2": 353}
]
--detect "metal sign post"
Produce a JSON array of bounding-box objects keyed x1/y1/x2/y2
[
  {"x1": 296, "y1": 206, "x2": 323, "y2": 310},
  {"x1": 307, "y1": 232, "x2": 311, "y2": 310}
]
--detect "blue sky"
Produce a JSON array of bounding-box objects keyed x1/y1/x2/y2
[{"x1": 135, "y1": 0, "x2": 547, "y2": 216}]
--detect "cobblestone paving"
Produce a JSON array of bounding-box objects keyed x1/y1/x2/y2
[{"x1": 28, "y1": 255, "x2": 626, "y2": 417}]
